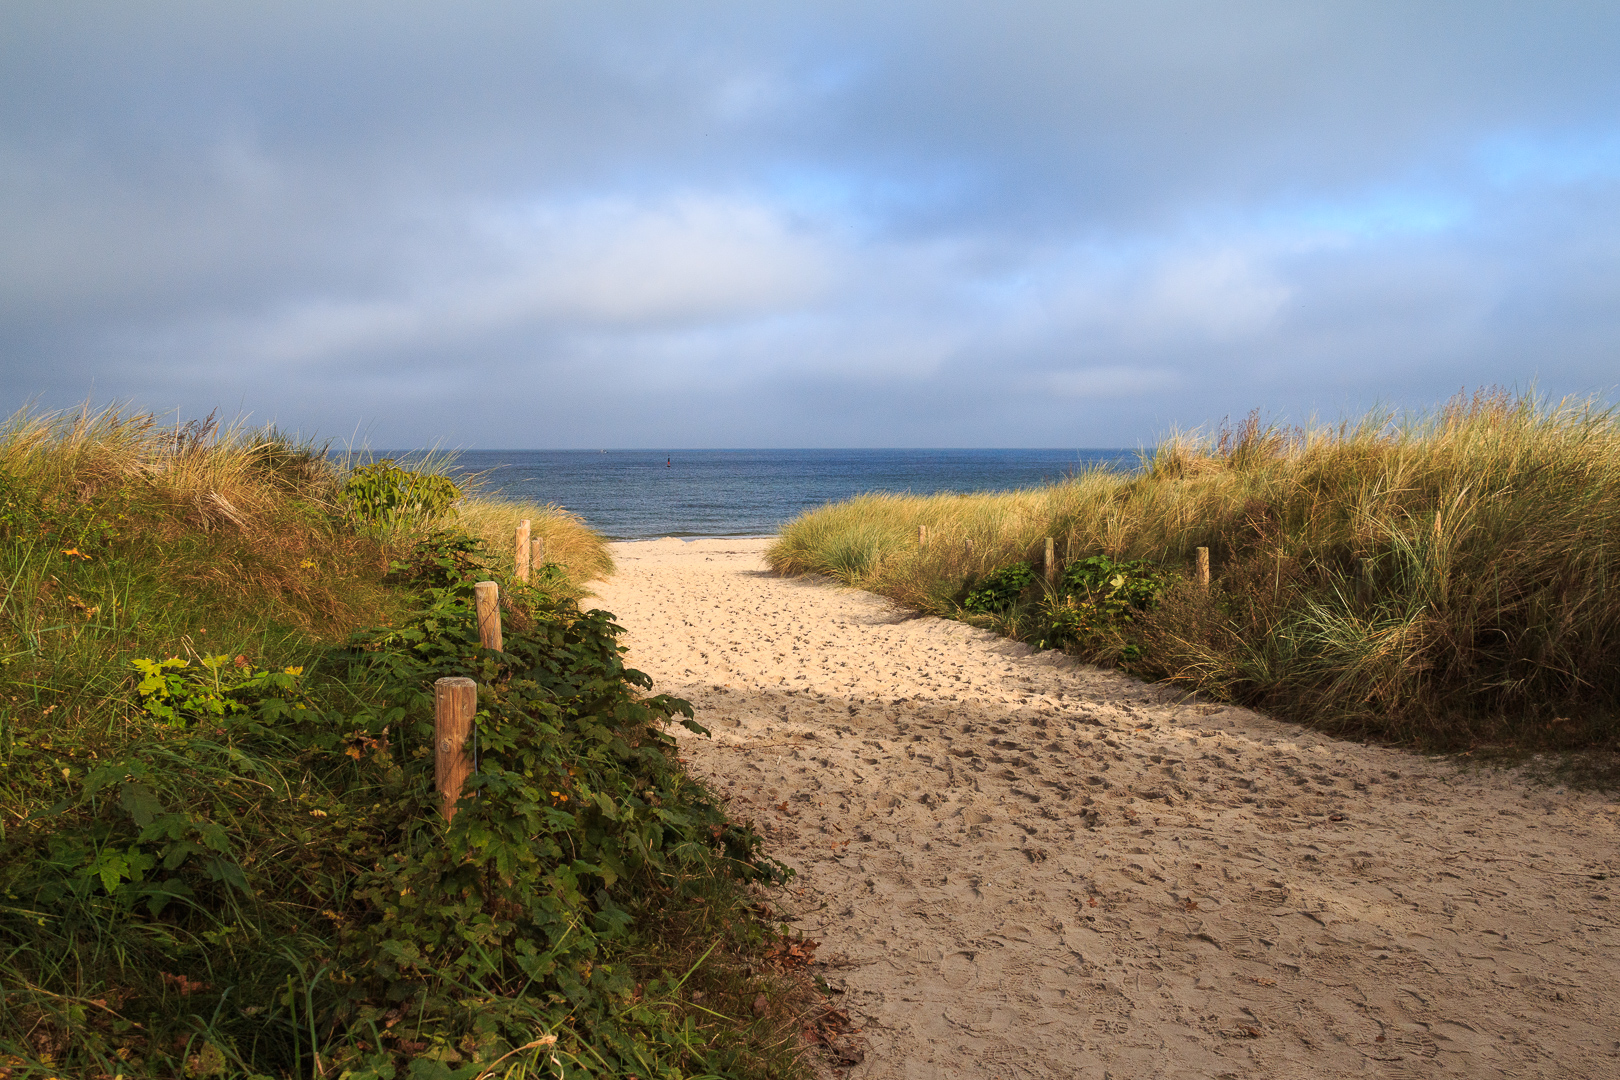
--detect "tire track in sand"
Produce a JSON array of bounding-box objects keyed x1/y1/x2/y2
[{"x1": 590, "y1": 538, "x2": 1620, "y2": 1080}]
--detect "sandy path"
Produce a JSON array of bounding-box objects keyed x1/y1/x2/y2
[{"x1": 590, "y1": 538, "x2": 1620, "y2": 1079}]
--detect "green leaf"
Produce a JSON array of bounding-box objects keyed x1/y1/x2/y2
[{"x1": 119, "y1": 781, "x2": 163, "y2": 827}]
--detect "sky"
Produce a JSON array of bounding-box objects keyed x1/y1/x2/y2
[{"x1": 3, "y1": 1, "x2": 1619, "y2": 448}]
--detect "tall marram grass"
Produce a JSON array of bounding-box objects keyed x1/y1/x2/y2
[{"x1": 770, "y1": 391, "x2": 1620, "y2": 749}]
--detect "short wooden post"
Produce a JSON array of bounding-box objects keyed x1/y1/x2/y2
[
  {"x1": 474, "y1": 581, "x2": 502, "y2": 652},
  {"x1": 918, "y1": 524, "x2": 928, "y2": 549},
  {"x1": 514, "y1": 519, "x2": 531, "y2": 583},
  {"x1": 1044, "y1": 537, "x2": 1056, "y2": 583},
  {"x1": 1196, "y1": 547, "x2": 1210, "y2": 590},
  {"x1": 434, "y1": 677, "x2": 477, "y2": 822},
  {"x1": 530, "y1": 536, "x2": 545, "y2": 573}
]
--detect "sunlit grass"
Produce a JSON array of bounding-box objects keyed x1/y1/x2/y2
[
  {"x1": 770, "y1": 391, "x2": 1620, "y2": 750},
  {"x1": 454, "y1": 496, "x2": 615, "y2": 592}
]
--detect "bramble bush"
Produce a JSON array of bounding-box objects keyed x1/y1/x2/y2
[
  {"x1": 957, "y1": 553, "x2": 1170, "y2": 661},
  {"x1": 961, "y1": 562, "x2": 1037, "y2": 613},
  {"x1": 1035, "y1": 555, "x2": 1171, "y2": 658},
  {"x1": 1, "y1": 530, "x2": 795, "y2": 1080}
]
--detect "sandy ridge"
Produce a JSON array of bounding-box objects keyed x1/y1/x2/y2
[{"x1": 589, "y1": 538, "x2": 1620, "y2": 1079}]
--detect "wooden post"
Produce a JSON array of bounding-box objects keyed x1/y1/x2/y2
[
  {"x1": 529, "y1": 537, "x2": 545, "y2": 574},
  {"x1": 474, "y1": 581, "x2": 502, "y2": 652},
  {"x1": 434, "y1": 676, "x2": 477, "y2": 822},
  {"x1": 918, "y1": 524, "x2": 928, "y2": 549},
  {"x1": 514, "y1": 519, "x2": 531, "y2": 583},
  {"x1": 1196, "y1": 547, "x2": 1210, "y2": 590},
  {"x1": 1044, "y1": 537, "x2": 1056, "y2": 583}
]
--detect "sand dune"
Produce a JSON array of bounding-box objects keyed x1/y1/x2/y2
[{"x1": 589, "y1": 537, "x2": 1620, "y2": 1079}]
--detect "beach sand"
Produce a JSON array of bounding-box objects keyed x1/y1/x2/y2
[{"x1": 589, "y1": 537, "x2": 1620, "y2": 1079}]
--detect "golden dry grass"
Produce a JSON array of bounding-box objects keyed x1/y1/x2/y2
[
  {"x1": 453, "y1": 497, "x2": 615, "y2": 588},
  {"x1": 770, "y1": 391, "x2": 1620, "y2": 748}
]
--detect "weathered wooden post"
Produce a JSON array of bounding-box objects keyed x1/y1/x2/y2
[
  {"x1": 433, "y1": 676, "x2": 476, "y2": 822},
  {"x1": 1196, "y1": 547, "x2": 1210, "y2": 590},
  {"x1": 530, "y1": 536, "x2": 545, "y2": 575},
  {"x1": 514, "y1": 519, "x2": 531, "y2": 583},
  {"x1": 918, "y1": 524, "x2": 928, "y2": 549},
  {"x1": 1044, "y1": 537, "x2": 1056, "y2": 584},
  {"x1": 474, "y1": 581, "x2": 502, "y2": 652}
]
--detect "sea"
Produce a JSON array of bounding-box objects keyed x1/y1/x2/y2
[{"x1": 377, "y1": 449, "x2": 1140, "y2": 540}]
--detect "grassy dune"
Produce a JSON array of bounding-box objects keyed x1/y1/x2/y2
[
  {"x1": 0, "y1": 407, "x2": 809, "y2": 1080},
  {"x1": 455, "y1": 496, "x2": 615, "y2": 590},
  {"x1": 770, "y1": 391, "x2": 1620, "y2": 751}
]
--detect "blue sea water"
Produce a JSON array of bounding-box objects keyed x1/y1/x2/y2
[{"x1": 388, "y1": 448, "x2": 1139, "y2": 540}]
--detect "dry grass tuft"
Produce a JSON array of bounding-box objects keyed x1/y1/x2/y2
[{"x1": 454, "y1": 497, "x2": 614, "y2": 590}]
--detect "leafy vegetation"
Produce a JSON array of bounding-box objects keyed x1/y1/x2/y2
[
  {"x1": 0, "y1": 406, "x2": 814, "y2": 1080},
  {"x1": 769, "y1": 391, "x2": 1620, "y2": 753},
  {"x1": 342, "y1": 459, "x2": 463, "y2": 527},
  {"x1": 957, "y1": 555, "x2": 1168, "y2": 656},
  {"x1": 959, "y1": 563, "x2": 1036, "y2": 614}
]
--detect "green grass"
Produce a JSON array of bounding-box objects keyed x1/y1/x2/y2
[
  {"x1": 769, "y1": 390, "x2": 1620, "y2": 753},
  {"x1": 0, "y1": 406, "x2": 816, "y2": 1080}
]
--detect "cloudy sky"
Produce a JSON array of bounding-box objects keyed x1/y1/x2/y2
[{"x1": 4, "y1": 2, "x2": 1619, "y2": 447}]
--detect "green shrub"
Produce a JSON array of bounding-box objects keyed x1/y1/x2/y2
[
  {"x1": 130, "y1": 654, "x2": 311, "y2": 728},
  {"x1": 342, "y1": 458, "x2": 461, "y2": 526},
  {"x1": 962, "y1": 562, "x2": 1037, "y2": 612},
  {"x1": 1034, "y1": 555, "x2": 1172, "y2": 656},
  {"x1": 1059, "y1": 555, "x2": 1168, "y2": 611}
]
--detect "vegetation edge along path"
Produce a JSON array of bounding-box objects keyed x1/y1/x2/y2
[{"x1": 0, "y1": 407, "x2": 820, "y2": 1080}]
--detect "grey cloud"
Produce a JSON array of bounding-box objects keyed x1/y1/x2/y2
[{"x1": 3, "y1": 2, "x2": 1618, "y2": 445}]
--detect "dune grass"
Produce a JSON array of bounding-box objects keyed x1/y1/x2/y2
[
  {"x1": 454, "y1": 496, "x2": 615, "y2": 593},
  {"x1": 769, "y1": 391, "x2": 1620, "y2": 751},
  {"x1": 0, "y1": 406, "x2": 814, "y2": 1080}
]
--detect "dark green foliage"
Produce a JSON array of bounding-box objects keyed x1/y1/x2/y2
[
  {"x1": 1059, "y1": 556, "x2": 1169, "y2": 612},
  {"x1": 961, "y1": 562, "x2": 1036, "y2": 612},
  {"x1": 0, "y1": 530, "x2": 793, "y2": 1079},
  {"x1": 1036, "y1": 555, "x2": 1170, "y2": 657},
  {"x1": 958, "y1": 554, "x2": 1170, "y2": 660}
]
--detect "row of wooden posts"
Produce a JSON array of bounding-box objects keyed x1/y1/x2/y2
[
  {"x1": 432, "y1": 519, "x2": 548, "y2": 822},
  {"x1": 917, "y1": 524, "x2": 1211, "y2": 589}
]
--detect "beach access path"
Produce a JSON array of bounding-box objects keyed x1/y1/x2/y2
[{"x1": 589, "y1": 537, "x2": 1620, "y2": 1080}]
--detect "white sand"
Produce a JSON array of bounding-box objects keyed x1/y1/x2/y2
[{"x1": 590, "y1": 537, "x2": 1620, "y2": 1079}]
